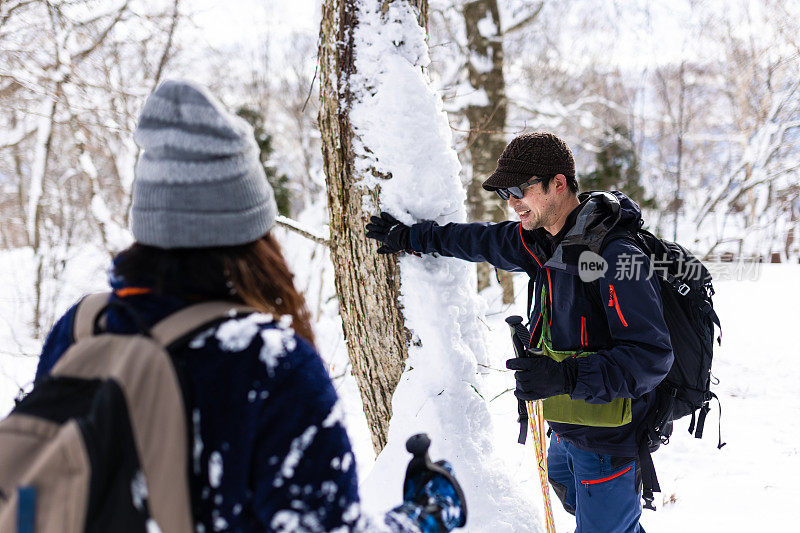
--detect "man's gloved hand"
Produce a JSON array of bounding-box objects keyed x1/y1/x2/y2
[
  {"x1": 366, "y1": 212, "x2": 413, "y2": 254},
  {"x1": 506, "y1": 349, "x2": 579, "y2": 401}
]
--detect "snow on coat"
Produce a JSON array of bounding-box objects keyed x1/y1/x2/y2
[{"x1": 37, "y1": 285, "x2": 362, "y2": 532}]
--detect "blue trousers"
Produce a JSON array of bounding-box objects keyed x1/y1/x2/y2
[{"x1": 547, "y1": 433, "x2": 645, "y2": 533}]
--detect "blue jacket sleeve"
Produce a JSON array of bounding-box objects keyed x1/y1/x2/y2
[
  {"x1": 251, "y1": 336, "x2": 362, "y2": 531},
  {"x1": 409, "y1": 220, "x2": 540, "y2": 275},
  {"x1": 571, "y1": 239, "x2": 673, "y2": 403},
  {"x1": 35, "y1": 303, "x2": 79, "y2": 382}
]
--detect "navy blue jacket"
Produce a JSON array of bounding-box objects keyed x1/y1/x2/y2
[
  {"x1": 409, "y1": 191, "x2": 673, "y2": 457},
  {"x1": 36, "y1": 280, "x2": 361, "y2": 531}
]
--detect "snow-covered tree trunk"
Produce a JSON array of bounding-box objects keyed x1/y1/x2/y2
[
  {"x1": 319, "y1": 0, "x2": 411, "y2": 453},
  {"x1": 27, "y1": 96, "x2": 57, "y2": 338},
  {"x1": 321, "y1": 1, "x2": 539, "y2": 529},
  {"x1": 463, "y1": 0, "x2": 514, "y2": 303}
]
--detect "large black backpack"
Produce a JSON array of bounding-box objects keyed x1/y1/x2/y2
[{"x1": 603, "y1": 228, "x2": 724, "y2": 510}]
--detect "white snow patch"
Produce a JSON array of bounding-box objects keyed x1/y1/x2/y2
[
  {"x1": 468, "y1": 52, "x2": 494, "y2": 74},
  {"x1": 274, "y1": 425, "x2": 318, "y2": 487},
  {"x1": 477, "y1": 12, "x2": 497, "y2": 37},
  {"x1": 131, "y1": 470, "x2": 148, "y2": 511},
  {"x1": 270, "y1": 510, "x2": 300, "y2": 532},
  {"x1": 259, "y1": 327, "x2": 297, "y2": 375},
  {"x1": 342, "y1": 502, "x2": 360, "y2": 523},
  {"x1": 190, "y1": 327, "x2": 216, "y2": 349},
  {"x1": 322, "y1": 400, "x2": 345, "y2": 428},
  {"x1": 320, "y1": 480, "x2": 338, "y2": 500},
  {"x1": 212, "y1": 511, "x2": 228, "y2": 532},
  {"x1": 193, "y1": 409, "x2": 203, "y2": 475},
  {"x1": 277, "y1": 314, "x2": 293, "y2": 329},
  {"x1": 340, "y1": 452, "x2": 353, "y2": 473},
  {"x1": 215, "y1": 313, "x2": 274, "y2": 352},
  {"x1": 208, "y1": 451, "x2": 223, "y2": 488}
]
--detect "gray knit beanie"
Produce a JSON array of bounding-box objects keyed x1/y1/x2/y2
[
  {"x1": 131, "y1": 79, "x2": 277, "y2": 248},
  {"x1": 482, "y1": 132, "x2": 575, "y2": 191}
]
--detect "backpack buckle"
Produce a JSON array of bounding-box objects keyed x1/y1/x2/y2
[
  {"x1": 677, "y1": 283, "x2": 690, "y2": 296},
  {"x1": 643, "y1": 490, "x2": 657, "y2": 511}
]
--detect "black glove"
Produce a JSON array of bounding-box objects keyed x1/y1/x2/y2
[
  {"x1": 506, "y1": 350, "x2": 578, "y2": 401},
  {"x1": 365, "y1": 212, "x2": 413, "y2": 254}
]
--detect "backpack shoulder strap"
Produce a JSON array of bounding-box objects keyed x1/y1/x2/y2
[
  {"x1": 525, "y1": 278, "x2": 535, "y2": 325},
  {"x1": 72, "y1": 292, "x2": 112, "y2": 342},
  {"x1": 151, "y1": 300, "x2": 259, "y2": 349},
  {"x1": 600, "y1": 226, "x2": 645, "y2": 255},
  {"x1": 75, "y1": 294, "x2": 259, "y2": 347}
]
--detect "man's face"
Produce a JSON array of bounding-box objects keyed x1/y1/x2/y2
[{"x1": 507, "y1": 178, "x2": 558, "y2": 231}]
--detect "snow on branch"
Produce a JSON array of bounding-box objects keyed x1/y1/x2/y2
[
  {"x1": 70, "y1": 1, "x2": 130, "y2": 64},
  {"x1": 504, "y1": 1, "x2": 545, "y2": 35},
  {"x1": 0, "y1": 121, "x2": 35, "y2": 149},
  {"x1": 275, "y1": 215, "x2": 329, "y2": 246}
]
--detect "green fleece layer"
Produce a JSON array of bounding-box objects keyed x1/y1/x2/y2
[{"x1": 536, "y1": 286, "x2": 631, "y2": 427}]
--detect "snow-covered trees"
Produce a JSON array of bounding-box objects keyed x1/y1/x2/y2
[
  {"x1": 426, "y1": 0, "x2": 799, "y2": 262},
  {"x1": 0, "y1": 0, "x2": 182, "y2": 334},
  {"x1": 462, "y1": 0, "x2": 514, "y2": 301}
]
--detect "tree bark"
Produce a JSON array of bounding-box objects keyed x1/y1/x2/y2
[
  {"x1": 463, "y1": 0, "x2": 513, "y2": 303},
  {"x1": 319, "y1": 0, "x2": 428, "y2": 453}
]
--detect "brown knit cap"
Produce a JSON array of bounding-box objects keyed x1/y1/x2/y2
[{"x1": 482, "y1": 132, "x2": 575, "y2": 190}]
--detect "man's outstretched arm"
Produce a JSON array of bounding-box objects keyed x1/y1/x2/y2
[{"x1": 366, "y1": 212, "x2": 541, "y2": 275}]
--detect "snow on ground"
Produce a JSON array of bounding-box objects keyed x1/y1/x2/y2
[
  {"x1": 2, "y1": 226, "x2": 798, "y2": 532},
  {"x1": 478, "y1": 264, "x2": 800, "y2": 532},
  {"x1": 0, "y1": 243, "x2": 110, "y2": 411},
  {"x1": 636, "y1": 263, "x2": 800, "y2": 532}
]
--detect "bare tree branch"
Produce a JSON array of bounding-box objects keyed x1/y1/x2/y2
[
  {"x1": 275, "y1": 215, "x2": 329, "y2": 246},
  {"x1": 504, "y1": 1, "x2": 545, "y2": 35},
  {"x1": 71, "y1": 0, "x2": 130, "y2": 65},
  {"x1": 151, "y1": 0, "x2": 181, "y2": 90}
]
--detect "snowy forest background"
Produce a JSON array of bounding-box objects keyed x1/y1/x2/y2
[{"x1": 1, "y1": 0, "x2": 799, "y2": 531}]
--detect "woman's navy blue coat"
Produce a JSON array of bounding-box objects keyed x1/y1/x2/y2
[{"x1": 36, "y1": 277, "x2": 361, "y2": 531}]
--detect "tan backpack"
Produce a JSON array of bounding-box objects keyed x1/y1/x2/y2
[{"x1": 0, "y1": 293, "x2": 253, "y2": 533}]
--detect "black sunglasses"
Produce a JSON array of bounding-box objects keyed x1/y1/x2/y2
[{"x1": 495, "y1": 177, "x2": 544, "y2": 200}]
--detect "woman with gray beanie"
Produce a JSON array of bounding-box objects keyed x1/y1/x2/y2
[{"x1": 32, "y1": 80, "x2": 464, "y2": 532}]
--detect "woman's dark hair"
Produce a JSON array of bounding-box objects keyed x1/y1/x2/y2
[{"x1": 114, "y1": 233, "x2": 316, "y2": 347}]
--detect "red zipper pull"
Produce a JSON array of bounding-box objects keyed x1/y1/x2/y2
[{"x1": 608, "y1": 284, "x2": 628, "y2": 327}]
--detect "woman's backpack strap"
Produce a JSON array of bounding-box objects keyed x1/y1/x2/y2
[
  {"x1": 151, "y1": 301, "x2": 258, "y2": 350},
  {"x1": 72, "y1": 292, "x2": 112, "y2": 342}
]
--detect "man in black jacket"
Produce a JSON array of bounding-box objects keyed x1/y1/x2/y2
[{"x1": 366, "y1": 132, "x2": 672, "y2": 533}]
